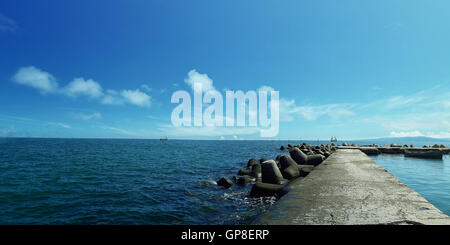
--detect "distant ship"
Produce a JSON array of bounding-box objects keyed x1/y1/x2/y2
[
  {"x1": 330, "y1": 136, "x2": 337, "y2": 142},
  {"x1": 160, "y1": 136, "x2": 168, "y2": 141}
]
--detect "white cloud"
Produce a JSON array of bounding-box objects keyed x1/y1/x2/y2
[
  {"x1": 257, "y1": 85, "x2": 275, "y2": 92},
  {"x1": 359, "y1": 88, "x2": 440, "y2": 111},
  {"x1": 381, "y1": 116, "x2": 442, "y2": 131},
  {"x1": 121, "y1": 89, "x2": 151, "y2": 107},
  {"x1": 355, "y1": 86, "x2": 450, "y2": 134},
  {"x1": 427, "y1": 132, "x2": 450, "y2": 139},
  {"x1": 69, "y1": 112, "x2": 102, "y2": 121},
  {"x1": 384, "y1": 95, "x2": 425, "y2": 110},
  {"x1": 56, "y1": 123, "x2": 71, "y2": 129},
  {"x1": 12, "y1": 66, "x2": 58, "y2": 94},
  {"x1": 13, "y1": 66, "x2": 153, "y2": 108},
  {"x1": 389, "y1": 130, "x2": 450, "y2": 139},
  {"x1": 390, "y1": 131, "x2": 424, "y2": 137},
  {"x1": 101, "y1": 126, "x2": 137, "y2": 136},
  {"x1": 275, "y1": 85, "x2": 449, "y2": 139},
  {"x1": 0, "y1": 125, "x2": 16, "y2": 136},
  {"x1": 64, "y1": 78, "x2": 104, "y2": 98},
  {"x1": 140, "y1": 84, "x2": 152, "y2": 92},
  {"x1": 147, "y1": 115, "x2": 161, "y2": 120},
  {"x1": 279, "y1": 98, "x2": 355, "y2": 121},
  {"x1": 0, "y1": 114, "x2": 71, "y2": 130},
  {"x1": 0, "y1": 13, "x2": 18, "y2": 32},
  {"x1": 279, "y1": 99, "x2": 296, "y2": 122},
  {"x1": 101, "y1": 89, "x2": 124, "y2": 105},
  {"x1": 184, "y1": 69, "x2": 216, "y2": 92},
  {"x1": 101, "y1": 95, "x2": 121, "y2": 105}
]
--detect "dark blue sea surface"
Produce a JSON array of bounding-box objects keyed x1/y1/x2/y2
[
  {"x1": 0, "y1": 138, "x2": 449, "y2": 224},
  {"x1": 0, "y1": 138, "x2": 288, "y2": 224}
]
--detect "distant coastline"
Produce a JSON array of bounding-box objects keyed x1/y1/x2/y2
[{"x1": 1, "y1": 136, "x2": 450, "y2": 142}]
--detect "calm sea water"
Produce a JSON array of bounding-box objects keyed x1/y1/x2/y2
[
  {"x1": 0, "y1": 138, "x2": 449, "y2": 224},
  {"x1": 369, "y1": 154, "x2": 450, "y2": 215}
]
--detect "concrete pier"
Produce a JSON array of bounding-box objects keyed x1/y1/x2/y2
[{"x1": 252, "y1": 149, "x2": 450, "y2": 225}]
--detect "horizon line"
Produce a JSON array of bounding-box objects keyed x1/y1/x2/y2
[{"x1": 1, "y1": 136, "x2": 449, "y2": 141}]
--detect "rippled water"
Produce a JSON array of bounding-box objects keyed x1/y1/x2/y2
[
  {"x1": 0, "y1": 138, "x2": 291, "y2": 225},
  {"x1": 369, "y1": 154, "x2": 450, "y2": 215},
  {"x1": 1, "y1": 138, "x2": 449, "y2": 224}
]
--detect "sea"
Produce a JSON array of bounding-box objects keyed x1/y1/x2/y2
[{"x1": 0, "y1": 137, "x2": 449, "y2": 224}]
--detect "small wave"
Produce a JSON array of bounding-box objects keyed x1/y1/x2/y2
[{"x1": 192, "y1": 179, "x2": 217, "y2": 187}]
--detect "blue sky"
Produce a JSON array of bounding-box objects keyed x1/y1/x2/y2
[{"x1": 1, "y1": 0, "x2": 449, "y2": 139}]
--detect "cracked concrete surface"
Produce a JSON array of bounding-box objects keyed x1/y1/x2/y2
[{"x1": 252, "y1": 149, "x2": 450, "y2": 225}]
